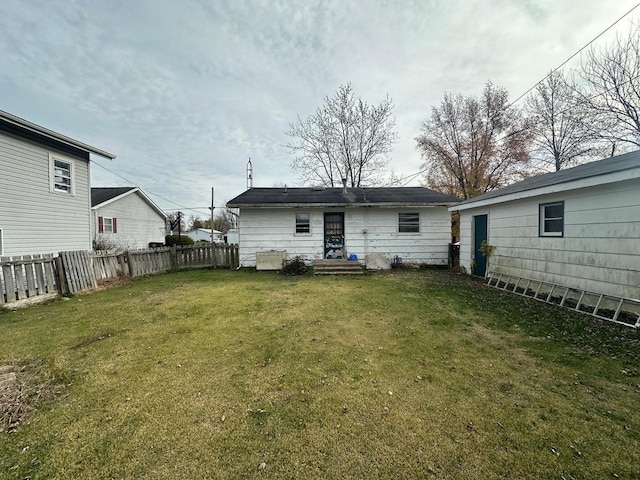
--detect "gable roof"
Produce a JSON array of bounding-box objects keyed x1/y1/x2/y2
[
  {"x1": 91, "y1": 187, "x2": 167, "y2": 219},
  {"x1": 454, "y1": 150, "x2": 640, "y2": 210},
  {"x1": 0, "y1": 109, "x2": 116, "y2": 160},
  {"x1": 91, "y1": 187, "x2": 136, "y2": 206},
  {"x1": 227, "y1": 186, "x2": 458, "y2": 208}
]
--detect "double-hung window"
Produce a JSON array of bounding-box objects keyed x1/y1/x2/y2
[
  {"x1": 295, "y1": 213, "x2": 311, "y2": 234},
  {"x1": 98, "y1": 216, "x2": 118, "y2": 234},
  {"x1": 539, "y1": 201, "x2": 564, "y2": 237},
  {"x1": 398, "y1": 212, "x2": 419, "y2": 233},
  {"x1": 49, "y1": 154, "x2": 75, "y2": 195}
]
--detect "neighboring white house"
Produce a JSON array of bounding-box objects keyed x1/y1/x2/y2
[
  {"x1": 0, "y1": 109, "x2": 116, "y2": 256},
  {"x1": 227, "y1": 186, "x2": 458, "y2": 268},
  {"x1": 452, "y1": 151, "x2": 640, "y2": 300},
  {"x1": 224, "y1": 228, "x2": 239, "y2": 245},
  {"x1": 91, "y1": 187, "x2": 167, "y2": 250},
  {"x1": 185, "y1": 228, "x2": 222, "y2": 243}
]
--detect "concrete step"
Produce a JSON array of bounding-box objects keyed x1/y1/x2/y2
[
  {"x1": 315, "y1": 271, "x2": 365, "y2": 275},
  {"x1": 313, "y1": 260, "x2": 365, "y2": 275}
]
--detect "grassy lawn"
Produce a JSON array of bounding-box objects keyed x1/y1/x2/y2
[{"x1": 1, "y1": 269, "x2": 639, "y2": 479}]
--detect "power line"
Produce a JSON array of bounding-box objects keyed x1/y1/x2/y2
[
  {"x1": 91, "y1": 160, "x2": 210, "y2": 216},
  {"x1": 508, "y1": 2, "x2": 640, "y2": 108}
]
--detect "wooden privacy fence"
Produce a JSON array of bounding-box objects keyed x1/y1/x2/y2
[
  {"x1": 0, "y1": 255, "x2": 59, "y2": 305},
  {"x1": 92, "y1": 244, "x2": 239, "y2": 281},
  {"x1": 1, "y1": 244, "x2": 239, "y2": 307}
]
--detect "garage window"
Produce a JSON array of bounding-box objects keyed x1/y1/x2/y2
[{"x1": 539, "y1": 201, "x2": 564, "y2": 237}]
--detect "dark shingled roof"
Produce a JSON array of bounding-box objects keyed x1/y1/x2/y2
[
  {"x1": 227, "y1": 186, "x2": 459, "y2": 207},
  {"x1": 91, "y1": 187, "x2": 137, "y2": 207},
  {"x1": 457, "y1": 150, "x2": 640, "y2": 206}
]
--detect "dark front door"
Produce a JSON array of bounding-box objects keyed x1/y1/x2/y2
[
  {"x1": 473, "y1": 214, "x2": 488, "y2": 277},
  {"x1": 324, "y1": 212, "x2": 345, "y2": 259}
]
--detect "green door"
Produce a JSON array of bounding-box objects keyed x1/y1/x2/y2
[{"x1": 473, "y1": 214, "x2": 488, "y2": 276}]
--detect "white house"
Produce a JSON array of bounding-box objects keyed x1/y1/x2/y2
[
  {"x1": 452, "y1": 151, "x2": 640, "y2": 300},
  {"x1": 185, "y1": 228, "x2": 222, "y2": 243},
  {"x1": 91, "y1": 187, "x2": 167, "y2": 250},
  {"x1": 0, "y1": 109, "x2": 115, "y2": 256},
  {"x1": 226, "y1": 186, "x2": 458, "y2": 268}
]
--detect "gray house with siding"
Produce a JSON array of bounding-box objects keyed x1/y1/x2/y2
[
  {"x1": 0, "y1": 110, "x2": 115, "y2": 256},
  {"x1": 452, "y1": 151, "x2": 640, "y2": 300},
  {"x1": 227, "y1": 186, "x2": 458, "y2": 268}
]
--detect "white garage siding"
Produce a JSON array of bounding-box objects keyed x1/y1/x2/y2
[
  {"x1": 237, "y1": 206, "x2": 451, "y2": 267},
  {"x1": 459, "y1": 177, "x2": 640, "y2": 299}
]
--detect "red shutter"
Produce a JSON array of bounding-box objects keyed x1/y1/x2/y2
[
  {"x1": 98, "y1": 216, "x2": 104, "y2": 233},
  {"x1": 112, "y1": 218, "x2": 117, "y2": 234}
]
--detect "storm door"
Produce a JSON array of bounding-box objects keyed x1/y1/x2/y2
[{"x1": 324, "y1": 212, "x2": 345, "y2": 259}]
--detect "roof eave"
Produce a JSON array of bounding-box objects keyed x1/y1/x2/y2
[
  {"x1": 450, "y1": 167, "x2": 640, "y2": 211},
  {"x1": 0, "y1": 109, "x2": 116, "y2": 160},
  {"x1": 227, "y1": 202, "x2": 457, "y2": 208},
  {"x1": 92, "y1": 188, "x2": 167, "y2": 219}
]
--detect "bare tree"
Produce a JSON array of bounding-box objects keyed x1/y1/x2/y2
[
  {"x1": 416, "y1": 82, "x2": 532, "y2": 200},
  {"x1": 213, "y1": 207, "x2": 237, "y2": 233},
  {"x1": 286, "y1": 83, "x2": 397, "y2": 187},
  {"x1": 187, "y1": 215, "x2": 204, "y2": 231},
  {"x1": 525, "y1": 70, "x2": 596, "y2": 171},
  {"x1": 578, "y1": 24, "x2": 640, "y2": 149}
]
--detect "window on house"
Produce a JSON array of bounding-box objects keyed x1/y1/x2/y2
[
  {"x1": 398, "y1": 212, "x2": 419, "y2": 233},
  {"x1": 295, "y1": 213, "x2": 311, "y2": 234},
  {"x1": 0, "y1": 229, "x2": 3, "y2": 256},
  {"x1": 98, "y1": 216, "x2": 118, "y2": 234},
  {"x1": 49, "y1": 155, "x2": 74, "y2": 194},
  {"x1": 539, "y1": 201, "x2": 564, "y2": 237}
]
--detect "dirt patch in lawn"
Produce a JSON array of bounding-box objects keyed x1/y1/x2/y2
[
  {"x1": 70, "y1": 332, "x2": 115, "y2": 350},
  {"x1": 0, "y1": 362, "x2": 66, "y2": 432},
  {"x1": 0, "y1": 364, "x2": 30, "y2": 432}
]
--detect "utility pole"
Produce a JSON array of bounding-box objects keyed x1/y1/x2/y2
[
  {"x1": 177, "y1": 211, "x2": 182, "y2": 244},
  {"x1": 210, "y1": 187, "x2": 214, "y2": 244}
]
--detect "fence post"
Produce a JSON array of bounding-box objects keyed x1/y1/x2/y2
[
  {"x1": 54, "y1": 255, "x2": 66, "y2": 295},
  {"x1": 170, "y1": 246, "x2": 178, "y2": 271},
  {"x1": 126, "y1": 250, "x2": 135, "y2": 277}
]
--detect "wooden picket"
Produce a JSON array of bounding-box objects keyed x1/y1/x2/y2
[
  {"x1": 58, "y1": 250, "x2": 97, "y2": 293},
  {"x1": 0, "y1": 255, "x2": 58, "y2": 305},
  {"x1": 2, "y1": 245, "x2": 239, "y2": 306}
]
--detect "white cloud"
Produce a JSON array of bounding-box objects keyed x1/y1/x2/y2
[{"x1": 0, "y1": 0, "x2": 638, "y2": 213}]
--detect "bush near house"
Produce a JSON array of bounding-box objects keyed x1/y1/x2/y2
[{"x1": 164, "y1": 234, "x2": 195, "y2": 246}]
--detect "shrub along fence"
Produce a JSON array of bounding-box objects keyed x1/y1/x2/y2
[{"x1": 0, "y1": 244, "x2": 239, "y2": 306}]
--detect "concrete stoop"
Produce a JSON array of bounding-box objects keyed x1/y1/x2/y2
[{"x1": 313, "y1": 259, "x2": 365, "y2": 275}]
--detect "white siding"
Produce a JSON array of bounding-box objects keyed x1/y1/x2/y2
[
  {"x1": 0, "y1": 130, "x2": 92, "y2": 256},
  {"x1": 237, "y1": 206, "x2": 451, "y2": 267},
  {"x1": 92, "y1": 192, "x2": 166, "y2": 249},
  {"x1": 458, "y1": 178, "x2": 640, "y2": 299}
]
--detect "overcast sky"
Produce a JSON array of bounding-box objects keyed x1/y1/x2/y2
[{"x1": 1, "y1": 0, "x2": 638, "y2": 219}]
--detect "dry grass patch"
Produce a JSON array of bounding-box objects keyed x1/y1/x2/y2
[{"x1": 0, "y1": 269, "x2": 639, "y2": 479}]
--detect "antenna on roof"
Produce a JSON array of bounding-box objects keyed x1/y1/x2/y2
[{"x1": 247, "y1": 158, "x2": 253, "y2": 190}]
